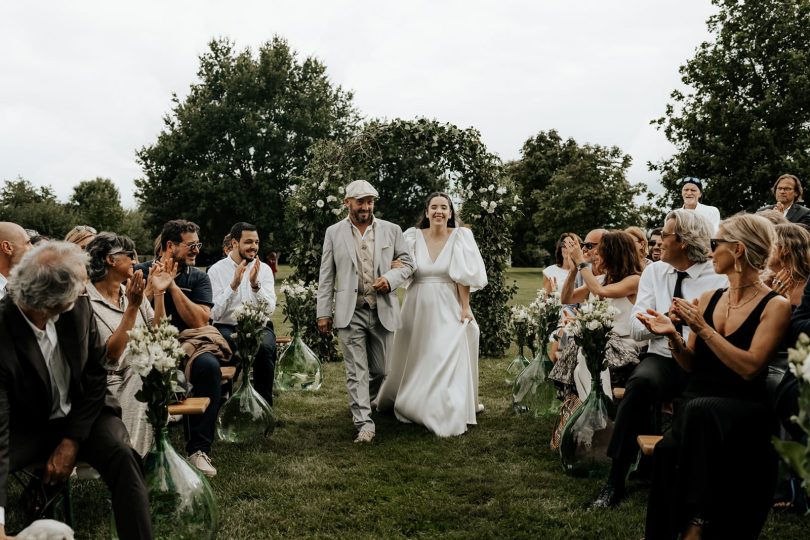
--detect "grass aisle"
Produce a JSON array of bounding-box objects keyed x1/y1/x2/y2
[{"x1": 65, "y1": 267, "x2": 803, "y2": 539}]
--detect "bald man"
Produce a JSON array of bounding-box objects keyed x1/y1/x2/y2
[{"x1": 0, "y1": 222, "x2": 32, "y2": 299}]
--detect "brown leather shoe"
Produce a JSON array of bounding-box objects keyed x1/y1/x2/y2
[{"x1": 354, "y1": 430, "x2": 375, "y2": 444}]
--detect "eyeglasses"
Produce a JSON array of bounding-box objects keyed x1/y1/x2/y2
[
  {"x1": 776, "y1": 186, "x2": 795, "y2": 192},
  {"x1": 580, "y1": 242, "x2": 599, "y2": 250},
  {"x1": 180, "y1": 241, "x2": 203, "y2": 251},
  {"x1": 661, "y1": 231, "x2": 678, "y2": 239},
  {"x1": 710, "y1": 238, "x2": 737, "y2": 251}
]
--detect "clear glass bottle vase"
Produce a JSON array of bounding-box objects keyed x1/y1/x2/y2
[
  {"x1": 143, "y1": 428, "x2": 219, "y2": 539},
  {"x1": 275, "y1": 332, "x2": 322, "y2": 391},
  {"x1": 217, "y1": 361, "x2": 276, "y2": 443},
  {"x1": 505, "y1": 345, "x2": 531, "y2": 386},
  {"x1": 512, "y1": 346, "x2": 559, "y2": 417},
  {"x1": 559, "y1": 375, "x2": 615, "y2": 476}
]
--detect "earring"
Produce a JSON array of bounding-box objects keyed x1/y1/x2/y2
[{"x1": 734, "y1": 258, "x2": 742, "y2": 273}]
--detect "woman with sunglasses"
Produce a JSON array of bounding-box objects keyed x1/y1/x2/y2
[
  {"x1": 637, "y1": 213, "x2": 790, "y2": 539},
  {"x1": 85, "y1": 232, "x2": 173, "y2": 455},
  {"x1": 556, "y1": 230, "x2": 643, "y2": 400}
]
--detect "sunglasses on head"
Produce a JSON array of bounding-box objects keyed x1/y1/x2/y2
[
  {"x1": 109, "y1": 248, "x2": 137, "y2": 260},
  {"x1": 709, "y1": 238, "x2": 736, "y2": 251}
]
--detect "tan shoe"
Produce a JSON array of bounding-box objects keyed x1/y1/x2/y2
[
  {"x1": 188, "y1": 451, "x2": 217, "y2": 477},
  {"x1": 354, "y1": 430, "x2": 375, "y2": 444}
]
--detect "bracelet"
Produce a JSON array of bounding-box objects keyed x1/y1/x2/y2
[
  {"x1": 154, "y1": 291, "x2": 166, "y2": 296},
  {"x1": 699, "y1": 329, "x2": 717, "y2": 341},
  {"x1": 666, "y1": 334, "x2": 686, "y2": 351}
]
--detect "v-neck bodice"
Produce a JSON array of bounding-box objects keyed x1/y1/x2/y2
[{"x1": 418, "y1": 229, "x2": 456, "y2": 265}]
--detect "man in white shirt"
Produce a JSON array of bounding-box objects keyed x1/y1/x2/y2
[
  {"x1": 591, "y1": 209, "x2": 728, "y2": 509},
  {"x1": 209, "y1": 222, "x2": 277, "y2": 405},
  {"x1": 0, "y1": 221, "x2": 32, "y2": 299},
  {"x1": 680, "y1": 177, "x2": 721, "y2": 233},
  {"x1": 0, "y1": 242, "x2": 151, "y2": 540}
]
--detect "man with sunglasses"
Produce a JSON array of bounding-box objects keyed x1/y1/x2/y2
[
  {"x1": 136, "y1": 219, "x2": 226, "y2": 477},
  {"x1": 591, "y1": 209, "x2": 727, "y2": 509},
  {"x1": 571, "y1": 229, "x2": 606, "y2": 292},
  {"x1": 647, "y1": 228, "x2": 662, "y2": 262}
]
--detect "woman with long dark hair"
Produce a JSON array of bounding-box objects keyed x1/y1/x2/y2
[{"x1": 377, "y1": 192, "x2": 487, "y2": 436}]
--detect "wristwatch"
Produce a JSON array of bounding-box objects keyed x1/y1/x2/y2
[
  {"x1": 577, "y1": 262, "x2": 589, "y2": 271},
  {"x1": 251, "y1": 282, "x2": 261, "y2": 291}
]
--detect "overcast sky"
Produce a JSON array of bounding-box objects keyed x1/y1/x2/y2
[{"x1": 0, "y1": 1, "x2": 717, "y2": 208}]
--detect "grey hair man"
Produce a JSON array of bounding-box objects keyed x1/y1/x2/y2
[
  {"x1": 0, "y1": 242, "x2": 152, "y2": 539},
  {"x1": 317, "y1": 180, "x2": 414, "y2": 443},
  {"x1": 591, "y1": 209, "x2": 728, "y2": 509},
  {"x1": 0, "y1": 221, "x2": 33, "y2": 299}
]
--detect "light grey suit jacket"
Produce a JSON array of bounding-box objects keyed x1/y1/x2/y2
[{"x1": 317, "y1": 218, "x2": 414, "y2": 332}]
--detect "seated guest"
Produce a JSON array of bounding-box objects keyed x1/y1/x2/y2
[
  {"x1": 85, "y1": 233, "x2": 172, "y2": 456},
  {"x1": 757, "y1": 173, "x2": 810, "y2": 226},
  {"x1": 639, "y1": 213, "x2": 789, "y2": 539},
  {"x1": 137, "y1": 220, "x2": 231, "y2": 478},
  {"x1": 764, "y1": 223, "x2": 810, "y2": 307},
  {"x1": 648, "y1": 227, "x2": 662, "y2": 262},
  {"x1": 0, "y1": 221, "x2": 33, "y2": 299},
  {"x1": 625, "y1": 226, "x2": 651, "y2": 268},
  {"x1": 591, "y1": 210, "x2": 727, "y2": 509},
  {"x1": 558, "y1": 230, "x2": 643, "y2": 399},
  {"x1": 208, "y1": 222, "x2": 277, "y2": 405},
  {"x1": 543, "y1": 233, "x2": 579, "y2": 294},
  {"x1": 680, "y1": 177, "x2": 721, "y2": 233},
  {"x1": 0, "y1": 242, "x2": 152, "y2": 540},
  {"x1": 64, "y1": 225, "x2": 97, "y2": 249}
]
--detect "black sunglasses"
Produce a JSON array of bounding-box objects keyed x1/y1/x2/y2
[
  {"x1": 709, "y1": 238, "x2": 736, "y2": 251},
  {"x1": 580, "y1": 242, "x2": 599, "y2": 250},
  {"x1": 180, "y1": 241, "x2": 203, "y2": 251}
]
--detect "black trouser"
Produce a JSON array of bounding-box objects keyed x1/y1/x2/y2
[
  {"x1": 185, "y1": 351, "x2": 222, "y2": 455},
  {"x1": 606, "y1": 353, "x2": 689, "y2": 486},
  {"x1": 9, "y1": 410, "x2": 152, "y2": 540},
  {"x1": 645, "y1": 396, "x2": 776, "y2": 540},
  {"x1": 214, "y1": 322, "x2": 276, "y2": 406}
]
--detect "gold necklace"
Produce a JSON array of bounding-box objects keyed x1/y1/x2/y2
[
  {"x1": 724, "y1": 287, "x2": 763, "y2": 320},
  {"x1": 728, "y1": 282, "x2": 757, "y2": 291}
]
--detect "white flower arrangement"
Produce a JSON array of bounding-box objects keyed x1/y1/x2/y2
[
  {"x1": 233, "y1": 298, "x2": 273, "y2": 330},
  {"x1": 281, "y1": 280, "x2": 319, "y2": 333},
  {"x1": 774, "y1": 333, "x2": 810, "y2": 499},
  {"x1": 232, "y1": 298, "x2": 274, "y2": 366},
  {"x1": 125, "y1": 317, "x2": 185, "y2": 378},
  {"x1": 566, "y1": 299, "x2": 618, "y2": 374},
  {"x1": 528, "y1": 289, "x2": 562, "y2": 347}
]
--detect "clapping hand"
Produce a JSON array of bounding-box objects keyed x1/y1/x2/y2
[
  {"x1": 125, "y1": 269, "x2": 146, "y2": 307},
  {"x1": 771, "y1": 268, "x2": 793, "y2": 298},
  {"x1": 249, "y1": 258, "x2": 261, "y2": 289},
  {"x1": 565, "y1": 237, "x2": 585, "y2": 266},
  {"x1": 636, "y1": 308, "x2": 678, "y2": 337},
  {"x1": 149, "y1": 259, "x2": 177, "y2": 294},
  {"x1": 671, "y1": 297, "x2": 707, "y2": 333}
]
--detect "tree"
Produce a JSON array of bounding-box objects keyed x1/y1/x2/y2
[
  {"x1": 506, "y1": 130, "x2": 581, "y2": 266},
  {"x1": 533, "y1": 144, "x2": 644, "y2": 248},
  {"x1": 0, "y1": 177, "x2": 77, "y2": 237},
  {"x1": 652, "y1": 0, "x2": 810, "y2": 214},
  {"x1": 136, "y1": 36, "x2": 358, "y2": 253},
  {"x1": 119, "y1": 208, "x2": 156, "y2": 256},
  {"x1": 69, "y1": 177, "x2": 125, "y2": 232}
]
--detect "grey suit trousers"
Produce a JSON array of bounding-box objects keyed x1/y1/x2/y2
[{"x1": 337, "y1": 306, "x2": 392, "y2": 433}]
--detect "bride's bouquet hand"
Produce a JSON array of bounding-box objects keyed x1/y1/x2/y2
[{"x1": 460, "y1": 306, "x2": 474, "y2": 323}]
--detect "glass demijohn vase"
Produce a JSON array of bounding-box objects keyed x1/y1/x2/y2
[
  {"x1": 217, "y1": 359, "x2": 276, "y2": 442},
  {"x1": 512, "y1": 344, "x2": 559, "y2": 417},
  {"x1": 559, "y1": 375, "x2": 615, "y2": 476},
  {"x1": 275, "y1": 331, "x2": 322, "y2": 391},
  {"x1": 143, "y1": 428, "x2": 219, "y2": 539},
  {"x1": 505, "y1": 345, "x2": 531, "y2": 386}
]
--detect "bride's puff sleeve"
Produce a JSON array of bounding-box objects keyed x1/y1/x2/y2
[
  {"x1": 401, "y1": 227, "x2": 419, "y2": 289},
  {"x1": 449, "y1": 227, "x2": 488, "y2": 292}
]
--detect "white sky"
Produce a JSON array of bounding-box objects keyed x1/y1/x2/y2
[{"x1": 0, "y1": 1, "x2": 716, "y2": 208}]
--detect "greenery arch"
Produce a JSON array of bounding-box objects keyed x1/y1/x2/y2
[{"x1": 287, "y1": 118, "x2": 518, "y2": 360}]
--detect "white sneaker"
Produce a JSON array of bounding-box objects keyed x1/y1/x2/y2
[
  {"x1": 476, "y1": 403, "x2": 485, "y2": 414},
  {"x1": 188, "y1": 451, "x2": 217, "y2": 478}
]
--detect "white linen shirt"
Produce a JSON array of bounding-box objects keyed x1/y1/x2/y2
[
  {"x1": 630, "y1": 260, "x2": 728, "y2": 357},
  {"x1": 692, "y1": 202, "x2": 721, "y2": 234},
  {"x1": 17, "y1": 306, "x2": 72, "y2": 418},
  {"x1": 208, "y1": 255, "x2": 276, "y2": 325}
]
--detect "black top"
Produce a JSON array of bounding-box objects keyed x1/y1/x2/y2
[
  {"x1": 135, "y1": 260, "x2": 213, "y2": 332},
  {"x1": 687, "y1": 288, "x2": 778, "y2": 402}
]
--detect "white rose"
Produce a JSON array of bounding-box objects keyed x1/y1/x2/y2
[
  {"x1": 489, "y1": 201, "x2": 497, "y2": 208},
  {"x1": 480, "y1": 200, "x2": 488, "y2": 209},
  {"x1": 496, "y1": 186, "x2": 506, "y2": 195},
  {"x1": 586, "y1": 320, "x2": 601, "y2": 331},
  {"x1": 479, "y1": 187, "x2": 488, "y2": 193},
  {"x1": 316, "y1": 200, "x2": 325, "y2": 208},
  {"x1": 488, "y1": 184, "x2": 495, "y2": 191},
  {"x1": 511, "y1": 206, "x2": 517, "y2": 211},
  {"x1": 326, "y1": 195, "x2": 336, "y2": 203}
]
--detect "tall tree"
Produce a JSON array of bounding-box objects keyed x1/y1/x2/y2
[
  {"x1": 136, "y1": 36, "x2": 358, "y2": 252},
  {"x1": 652, "y1": 0, "x2": 810, "y2": 214},
  {"x1": 69, "y1": 177, "x2": 125, "y2": 232},
  {"x1": 507, "y1": 130, "x2": 581, "y2": 265},
  {"x1": 533, "y1": 144, "x2": 644, "y2": 249},
  {"x1": 0, "y1": 177, "x2": 77, "y2": 237}
]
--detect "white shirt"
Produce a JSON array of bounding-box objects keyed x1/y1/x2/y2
[
  {"x1": 690, "y1": 202, "x2": 721, "y2": 234},
  {"x1": 208, "y1": 255, "x2": 276, "y2": 325},
  {"x1": 17, "y1": 306, "x2": 72, "y2": 418},
  {"x1": 0, "y1": 273, "x2": 6, "y2": 300},
  {"x1": 630, "y1": 260, "x2": 728, "y2": 357}
]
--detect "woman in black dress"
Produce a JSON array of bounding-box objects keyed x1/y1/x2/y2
[{"x1": 637, "y1": 213, "x2": 791, "y2": 539}]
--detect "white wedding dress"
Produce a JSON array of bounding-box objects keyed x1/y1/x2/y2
[{"x1": 377, "y1": 226, "x2": 488, "y2": 437}]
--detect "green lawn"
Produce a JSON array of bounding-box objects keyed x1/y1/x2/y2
[{"x1": 15, "y1": 267, "x2": 805, "y2": 539}]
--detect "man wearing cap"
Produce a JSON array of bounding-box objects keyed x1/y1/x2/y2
[
  {"x1": 757, "y1": 173, "x2": 810, "y2": 226},
  {"x1": 317, "y1": 180, "x2": 414, "y2": 443},
  {"x1": 680, "y1": 177, "x2": 721, "y2": 233}
]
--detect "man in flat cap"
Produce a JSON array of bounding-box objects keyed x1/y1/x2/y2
[{"x1": 317, "y1": 180, "x2": 414, "y2": 443}]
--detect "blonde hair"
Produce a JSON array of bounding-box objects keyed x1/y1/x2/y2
[
  {"x1": 774, "y1": 223, "x2": 810, "y2": 284},
  {"x1": 624, "y1": 226, "x2": 648, "y2": 260},
  {"x1": 719, "y1": 213, "x2": 775, "y2": 271},
  {"x1": 64, "y1": 225, "x2": 96, "y2": 246}
]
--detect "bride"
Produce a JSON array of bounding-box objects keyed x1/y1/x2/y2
[{"x1": 376, "y1": 192, "x2": 487, "y2": 436}]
